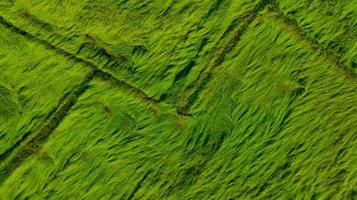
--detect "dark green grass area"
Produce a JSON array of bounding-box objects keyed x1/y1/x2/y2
[
  {"x1": 277, "y1": 0, "x2": 357, "y2": 69},
  {"x1": 0, "y1": 0, "x2": 356, "y2": 199}
]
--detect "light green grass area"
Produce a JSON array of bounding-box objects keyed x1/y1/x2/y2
[
  {"x1": 0, "y1": 23, "x2": 91, "y2": 156},
  {"x1": 0, "y1": 78, "x2": 188, "y2": 199},
  {"x1": 0, "y1": 0, "x2": 356, "y2": 199},
  {"x1": 0, "y1": 0, "x2": 264, "y2": 99}
]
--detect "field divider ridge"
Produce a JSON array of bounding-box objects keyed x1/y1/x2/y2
[
  {"x1": 265, "y1": 5, "x2": 356, "y2": 77},
  {"x1": 0, "y1": 72, "x2": 95, "y2": 184},
  {"x1": 0, "y1": 15, "x2": 163, "y2": 104},
  {"x1": 177, "y1": 0, "x2": 272, "y2": 115}
]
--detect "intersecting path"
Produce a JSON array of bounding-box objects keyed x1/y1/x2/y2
[{"x1": 0, "y1": 0, "x2": 355, "y2": 188}]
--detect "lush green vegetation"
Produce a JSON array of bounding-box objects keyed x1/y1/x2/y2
[{"x1": 0, "y1": 0, "x2": 356, "y2": 199}]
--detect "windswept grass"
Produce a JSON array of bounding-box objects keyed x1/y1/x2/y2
[
  {"x1": 0, "y1": 84, "x2": 19, "y2": 122},
  {"x1": 0, "y1": 78, "x2": 188, "y2": 199},
  {"x1": 0, "y1": 0, "x2": 356, "y2": 199},
  {"x1": 277, "y1": 0, "x2": 357, "y2": 70},
  {"x1": 0, "y1": 23, "x2": 91, "y2": 156}
]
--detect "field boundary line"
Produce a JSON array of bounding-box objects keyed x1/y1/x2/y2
[
  {"x1": 177, "y1": 0, "x2": 272, "y2": 115},
  {"x1": 0, "y1": 15, "x2": 162, "y2": 103},
  {"x1": 0, "y1": 72, "x2": 95, "y2": 184},
  {"x1": 265, "y1": 5, "x2": 356, "y2": 77}
]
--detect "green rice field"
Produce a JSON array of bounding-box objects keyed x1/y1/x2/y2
[{"x1": 0, "y1": 0, "x2": 356, "y2": 199}]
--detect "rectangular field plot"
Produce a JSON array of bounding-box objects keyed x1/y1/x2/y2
[
  {"x1": 0, "y1": 0, "x2": 263, "y2": 99},
  {"x1": 0, "y1": 23, "x2": 92, "y2": 156},
  {"x1": 0, "y1": 78, "x2": 189, "y2": 199},
  {"x1": 176, "y1": 13, "x2": 357, "y2": 199}
]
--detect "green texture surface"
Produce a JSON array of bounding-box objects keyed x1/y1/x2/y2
[{"x1": 0, "y1": 0, "x2": 356, "y2": 199}]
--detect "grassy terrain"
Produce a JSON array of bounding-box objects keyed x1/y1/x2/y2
[
  {"x1": 0, "y1": 0, "x2": 356, "y2": 199},
  {"x1": 0, "y1": 22, "x2": 91, "y2": 157}
]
